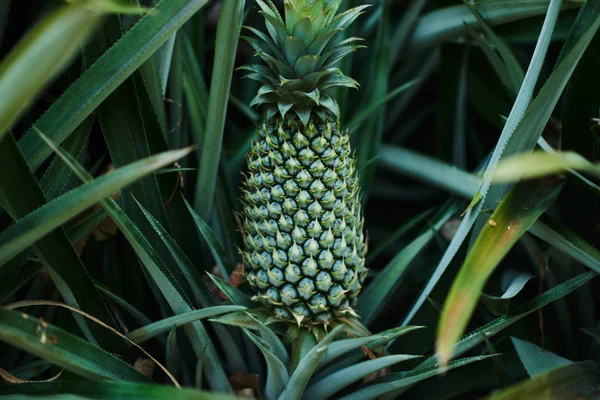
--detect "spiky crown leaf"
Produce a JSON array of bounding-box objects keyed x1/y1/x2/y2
[{"x1": 241, "y1": 0, "x2": 368, "y2": 124}]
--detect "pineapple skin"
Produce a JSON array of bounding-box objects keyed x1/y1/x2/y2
[{"x1": 241, "y1": 116, "x2": 367, "y2": 325}]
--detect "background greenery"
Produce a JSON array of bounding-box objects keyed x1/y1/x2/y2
[{"x1": 0, "y1": 0, "x2": 599, "y2": 398}]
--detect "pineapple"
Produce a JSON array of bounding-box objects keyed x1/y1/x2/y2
[{"x1": 240, "y1": 0, "x2": 369, "y2": 326}]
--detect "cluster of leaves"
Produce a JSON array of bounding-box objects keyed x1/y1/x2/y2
[{"x1": 0, "y1": 0, "x2": 599, "y2": 399}]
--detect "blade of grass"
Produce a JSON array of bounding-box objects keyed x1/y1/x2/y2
[
  {"x1": 194, "y1": 0, "x2": 245, "y2": 219},
  {"x1": 491, "y1": 151, "x2": 599, "y2": 182},
  {"x1": 319, "y1": 326, "x2": 425, "y2": 369},
  {"x1": 481, "y1": 270, "x2": 535, "y2": 316},
  {"x1": 379, "y1": 145, "x2": 478, "y2": 198},
  {"x1": 18, "y1": 0, "x2": 211, "y2": 171},
  {"x1": 511, "y1": 337, "x2": 572, "y2": 377}
]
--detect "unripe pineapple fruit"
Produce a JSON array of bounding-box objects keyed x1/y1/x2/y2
[{"x1": 240, "y1": 0, "x2": 368, "y2": 326}]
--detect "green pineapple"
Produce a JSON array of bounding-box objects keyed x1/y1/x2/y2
[{"x1": 240, "y1": 0, "x2": 369, "y2": 327}]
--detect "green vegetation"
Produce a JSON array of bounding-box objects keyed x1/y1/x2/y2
[{"x1": 0, "y1": 0, "x2": 599, "y2": 398}]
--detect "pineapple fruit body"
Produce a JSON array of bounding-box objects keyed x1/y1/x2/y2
[
  {"x1": 242, "y1": 116, "x2": 367, "y2": 325},
  {"x1": 240, "y1": 0, "x2": 368, "y2": 326}
]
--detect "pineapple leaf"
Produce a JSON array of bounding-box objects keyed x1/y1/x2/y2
[
  {"x1": 126, "y1": 306, "x2": 246, "y2": 344},
  {"x1": 305, "y1": 354, "x2": 422, "y2": 400},
  {"x1": 244, "y1": 328, "x2": 290, "y2": 400}
]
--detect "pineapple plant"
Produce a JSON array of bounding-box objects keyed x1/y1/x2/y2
[
  {"x1": 1, "y1": 0, "x2": 600, "y2": 399},
  {"x1": 239, "y1": 0, "x2": 369, "y2": 327}
]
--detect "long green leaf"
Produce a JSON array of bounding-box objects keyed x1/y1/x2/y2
[
  {"x1": 436, "y1": 178, "x2": 564, "y2": 365},
  {"x1": 19, "y1": 0, "x2": 211, "y2": 171},
  {"x1": 0, "y1": 1, "x2": 105, "y2": 143},
  {"x1": 245, "y1": 329, "x2": 290, "y2": 400},
  {"x1": 381, "y1": 146, "x2": 600, "y2": 273},
  {"x1": 0, "y1": 144, "x2": 193, "y2": 266},
  {"x1": 0, "y1": 307, "x2": 148, "y2": 382},
  {"x1": 280, "y1": 325, "x2": 346, "y2": 400},
  {"x1": 338, "y1": 355, "x2": 496, "y2": 400},
  {"x1": 305, "y1": 355, "x2": 421, "y2": 400},
  {"x1": 194, "y1": 0, "x2": 245, "y2": 219},
  {"x1": 127, "y1": 306, "x2": 245, "y2": 344},
  {"x1": 491, "y1": 151, "x2": 600, "y2": 182},
  {"x1": 410, "y1": 0, "x2": 582, "y2": 49}
]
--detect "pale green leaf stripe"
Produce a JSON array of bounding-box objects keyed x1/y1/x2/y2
[
  {"x1": 0, "y1": 307, "x2": 148, "y2": 382},
  {"x1": 410, "y1": 0, "x2": 582, "y2": 49},
  {"x1": 0, "y1": 2, "x2": 104, "y2": 143},
  {"x1": 0, "y1": 146, "x2": 193, "y2": 266},
  {"x1": 127, "y1": 305, "x2": 246, "y2": 344},
  {"x1": 19, "y1": 0, "x2": 210, "y2": 171},
  {"x1": 195, "y1": 0, "x2": 246, "y2": 219},
  {"x1": 306, "y1": 355, "x2": 421, "y2": 400},
  {"x1": 492, "y1": 151, "x2": 600, "y2": 182},
  {"x1": 0, "y1": 381, "x2": 238, "y2": 399},
  {"x1": 339, "y1": 355, "x2": 496, "y2": 400}
]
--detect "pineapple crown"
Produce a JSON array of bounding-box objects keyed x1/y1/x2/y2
[{"x1": 240, "y1": 0, "x2": 368, "y2": 125}]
